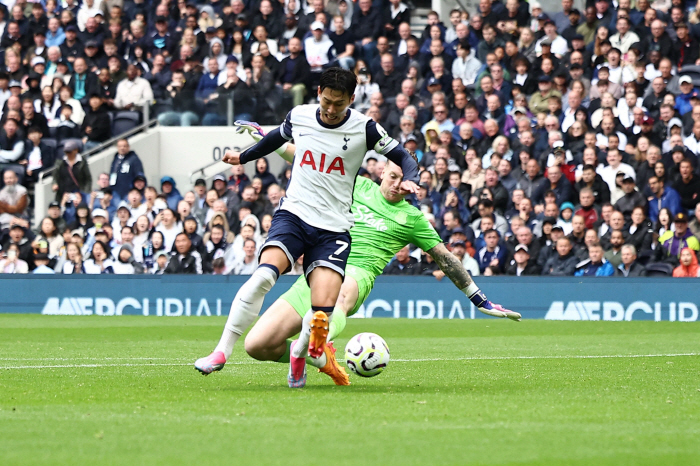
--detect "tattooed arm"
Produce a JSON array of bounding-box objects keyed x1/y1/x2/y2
[
  {"x1": 426, "y1": 243, "x2": 521, "y2": 321},
  {"x1": 426, "y1": 243, "x2": 474, "y2": 289}
]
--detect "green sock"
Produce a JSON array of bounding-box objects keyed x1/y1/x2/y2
[
  {"x1": 328, "y1": 309, "x2": 347, "y2": 341},
  {"x1": 276, "y1": 340, "x2": 292, "y2": 363}
]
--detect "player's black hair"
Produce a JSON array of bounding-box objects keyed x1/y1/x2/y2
[{"x1": 319, "y1": 67, "x2": 357, "y2": 99}]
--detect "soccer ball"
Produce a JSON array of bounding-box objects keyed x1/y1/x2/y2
[{"x1": 344, "y1": 333, "x2": 390, "y2": 377}]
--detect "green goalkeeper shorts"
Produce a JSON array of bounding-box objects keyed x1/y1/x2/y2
[{"x1": 280, "y1": 265, "x2": 375, "y2": 319}]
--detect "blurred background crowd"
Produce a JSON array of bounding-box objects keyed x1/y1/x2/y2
[{"x1": 0, "y1": 0, "x2": 699, "y2": 277}]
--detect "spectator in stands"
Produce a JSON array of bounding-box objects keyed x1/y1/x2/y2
[
  {"x1": 647, "y1": 175, "x2": 682, "y2": 223},
  {"x1": 626, "y1": 206, "x2": 653, "y2": 255},
  {"x1": 575, "y1": 242, "x2": 614, "y2": 276},
  {"x1": 84, "y1": 240, "x2": 114, "y2": 274},
  {"x1": 33, "y1": 252, "x2": 55, "y2": 274},
  {"x1": 614, "y1": 244, "x2": 646, "y2": 277},
  {"x1": 0, "y1": 119, "x2": 25, "y2": 178},
  {"x1": 604, "y1": 229, "x2": 625, "y2": 269},
  {"x1": 21, "y1": 126, "x2": 53, "y2": 183},
  {"x1": 505, "y1": 244, "x2": 541, "y2": 276},
  {"x1": 114, "y1": 64, "x2": 154, "y2": 112},
  {"x1": 108, "y1": 138, "x2": 143, "y2": 204},
  {"x1": 205, "y1": 65, "x2": 255, "y2": 125},
  {"x1": 614, "y1": 175, "x2": 646, "y2": 221},
  {"x1": 81, "y1": 93, "x2": 111, "y2": 150},
  {"x1": 659, "y1": 212, "x2": 700, "y2": 263},
  {"x1": 383, "y1": 245, "x2": 419, "y2": 275},
  {"x1": 164, "y1": 232, "x2": 202, "y2": 274},
  {"x1": 673, "y1": 248, "x2": 700, "y2": 278},
  {"x1": 542, "y1": 236, "x2": 577, "y2": 275},
  {"x1": 154, "y1": 208, "x2": 182, "y2": 251},
  {"x1": 0, "y1": 242, "x2": 29, "y2": 273},
  {"x1": 232, "y1": 238, "x2": 258, "y2": 275},
  {"x1": 476, "y1": 228, "x2": 507, "y2": 273},
  {"x1": 3, "y1": 224, "x2": 35, "y2": 270},
  {"x1": 111, "y1": 244, "x2": 143, "y2": 274},
  {"x1": 69, "y1": 57, "x2": 97, "y2": 107},
  {"x1": 52, "y1": 140, "x2": 91, "y2": 202},
  {"x1": 0, "y1": 169, "x2": 28, "y2": 230},
  {"x1": 277, "y1": 36, "x2": 309, "y2": 108},
  {"x1": 160, "y1": 177, "x2": 183, "y2": 211},
  {"x1": 672, "y1": 159, "x2": 700, "y2": 213},
  {"x1": 158, "y1": 70, "x2": 199, "y2": 126},
  {"x1": 352, "y1": 0, "x2": 381, "y2": 64}
]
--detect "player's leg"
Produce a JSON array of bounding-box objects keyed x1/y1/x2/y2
[
  {"x1": 306, "y1": 267, "x2": 344, "y2": 357},
  {"x1": 244, "y1": 297, "x2": 302, "y2": 362},
  {"x1": 195, "y1": 212, "x2": 301, "y2": 375},
  {"x1": 304, "y1": 229, "x2": 352, "y2": 358}
]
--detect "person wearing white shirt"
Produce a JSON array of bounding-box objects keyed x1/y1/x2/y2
[
  {"x1": 114, "y1": 64, "x2": 154, "y2": 110},
  {"x1": 452, "y1": 42, "x2": 482, "y2": 86},
  {"x1": 617, "y1": 93, "x2": 644, "y2": 129},
  {"x1": 232, "y1": 238, "x2": 259, "y2": 275},
  {"x1": 155, "y1": 209, "x2": 183, "y2": 251},
  {"x1": 304, "y1": 22, "x2": 335, "y2": 73},
  {"x1": 684, "y1": 120, "x2": 700, "y2": 156},
  {"x1": 535, "y1": 22, "x2": 568, "y2": 58},
  {"x1": 599, "y1": 148, "x2": 636, "y2": 192},
  {"x1": 604, "y1": 49, "x2": 635, "y2": 86},
  {"x1": 609, "y1": 17, "x2": 640, "y2": 54},
  {"x1": 561, "y1": 91, "x2": 583, "y2": 133}
]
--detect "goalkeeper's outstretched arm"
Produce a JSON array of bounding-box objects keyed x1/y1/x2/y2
[{"x1": 426, "y1": 243, "x2": 521, "y2": 321}]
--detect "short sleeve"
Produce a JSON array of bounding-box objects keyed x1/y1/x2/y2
[
  {"x1": 366, "y1": 120, "x2": 398, "y2": 155},
  {"x1": 409, "y1": 211, "x2": 442, "y2": 252}
]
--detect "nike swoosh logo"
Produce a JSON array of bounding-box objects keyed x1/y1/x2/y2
[{"x1": 298, "y1": 133, "x2": 308, "y2": 137}]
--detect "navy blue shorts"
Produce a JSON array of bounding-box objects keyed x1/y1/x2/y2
[{"x1": 259, "y1": 209, "x2": 351, "y2": 277}]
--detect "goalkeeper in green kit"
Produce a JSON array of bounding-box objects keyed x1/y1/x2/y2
[{"x1": 235, "y1": 122, "x2": 520, "y2": 387}]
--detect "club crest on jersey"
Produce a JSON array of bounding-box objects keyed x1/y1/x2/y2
[
  {"x1": 299, "y1": 150, "x2": 346, "y2": 175},
  {"x1": 394, "y1": 212, "x2": 407, "y2": 225},
  {"x1": 342, "y1": 136, "x2": 350, "y2": 150}
]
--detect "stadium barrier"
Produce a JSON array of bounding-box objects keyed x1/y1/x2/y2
[{"x1": 1, "y1": 276, "x2": 698, "y2": 321}]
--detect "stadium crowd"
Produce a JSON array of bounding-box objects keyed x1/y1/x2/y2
[{"x1": 0, "y1": 0, "x2": 700, "y2": 277}]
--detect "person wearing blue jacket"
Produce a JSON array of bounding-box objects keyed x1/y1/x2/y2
[
  {"x1": 109, "y1": 138, "x2": 144, "y2": 204},
  {"x1": 161, "y1": 176, "x2": 183, "y2": 211},
  {"x1": 574, "y1": 243, "x2": 614, "y2": 276},
  {"x1": 648, "y1": 175, "x2": 682, "y2": 223}
]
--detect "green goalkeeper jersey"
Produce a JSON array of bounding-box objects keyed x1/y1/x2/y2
[{"x1": 348, "y1": 176, "x2": 442, "y2": 277}]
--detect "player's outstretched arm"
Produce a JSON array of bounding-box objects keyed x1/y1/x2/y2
[
  {"x1": 426, "y1": 243, "x2": 521, "y2": 321},
  {"x1": 234, "y1": 120, "x2": 295, "y2": 162}
]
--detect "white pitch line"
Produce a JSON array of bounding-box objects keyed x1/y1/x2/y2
[
  {"x1": 390, "y1": 352, "x2": 700, "y2": 362},
  {"x1": 1, "y1": 353, "x2": 698, "y2": 370}
]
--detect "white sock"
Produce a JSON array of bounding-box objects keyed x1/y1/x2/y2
[
  {"x1": 214, "y1": 266, "x2": 278, "y2": 359},
  {"x1": 291, "y1": 310, "x2": 313, "y2": 359},
  {"x1": 307, "y1": 353, "x2": 326, "y2": 368}
]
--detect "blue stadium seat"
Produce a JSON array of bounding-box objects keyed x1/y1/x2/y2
[
  {"x1": 112, "y1": 111, "x2": 141, "y2": 136},
  {"x1": 644, "y1": 262, "x2": 674, "y2": 277}
]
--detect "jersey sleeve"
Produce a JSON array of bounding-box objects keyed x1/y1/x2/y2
[
  {"x1": 408, "y1": 211, "x2": 442, "y2": 252},
  {"x1": 365, "y1": 119, "x2": 398, "y2": 155},
  {"x1": 279, "y1": 110, "x2": 293, "y2": 140}
]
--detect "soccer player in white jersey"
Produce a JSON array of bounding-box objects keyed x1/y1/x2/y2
[{"x1": 195, "y1": 68, "x2": 421, "y2": 387}]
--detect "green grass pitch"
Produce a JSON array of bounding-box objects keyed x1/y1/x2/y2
[{"x1": 1, "y1": 315, "x2": 699, "y2": 466}]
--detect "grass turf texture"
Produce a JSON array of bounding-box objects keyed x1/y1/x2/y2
[{"x1": 1, "y1": 316, "x2": 699, "y2": 466}]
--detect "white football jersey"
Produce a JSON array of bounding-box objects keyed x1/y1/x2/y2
[{"x1": 279, "y1": 105, "x2": 398, "y2": 232}]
